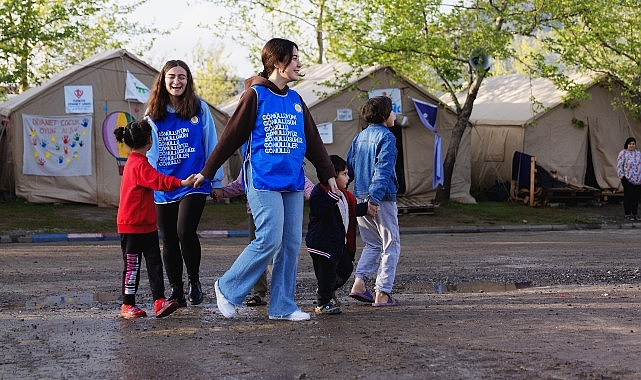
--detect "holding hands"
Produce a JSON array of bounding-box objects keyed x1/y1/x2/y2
[
  {"x1": 181, "y1": 174, "x2": 197, "y2": 187},
  {"x1": 367, "y1": 202, "x2": 378, "y2": 217},
  {"x1": 327, "y1": 177, "x2": 340, "y2": 196},
  {"x1": 193, "y1": 173, "x2": 207, "y2": 188},
  {"x1": 189, "y1": 172, "x2": 222, "y2": 202}
]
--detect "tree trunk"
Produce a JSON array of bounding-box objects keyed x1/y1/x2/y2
[{"x1": 436, "y1": 70, "x2": 487, "y2": 204}]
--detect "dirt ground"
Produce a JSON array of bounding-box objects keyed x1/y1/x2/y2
[{"x1": 2, "y1": 226, "x2": 641, "y2": 379}]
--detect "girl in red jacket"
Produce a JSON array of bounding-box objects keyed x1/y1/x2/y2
[{"x1": 114, "y1": 120, "x2": 196, "y2": 319}]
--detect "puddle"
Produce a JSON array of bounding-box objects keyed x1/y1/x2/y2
[
  {"x1": 435, "y1": 280, "x2": 533, "y2": 294},
  {"x1": 11, "y1": 293, "x2": 119, "y2": 310}
]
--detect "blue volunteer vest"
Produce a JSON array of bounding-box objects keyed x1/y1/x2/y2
[
  {"x1": 247, "y1": 85, "x2": 306, "y2": 191},
  {"x1": 152, "y1": 110, "x2": 211, "y2": 203}
]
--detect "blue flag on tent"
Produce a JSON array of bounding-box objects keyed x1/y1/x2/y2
[
  {"x1": 412, "y1": 98, "x2": 438, "y2": 132},
  {"x1": 433, "y1": 133, "x2": 444, "y2": 188},
  {"x1": 412, "y1": 98, "x2": 444, "y2": 188}
]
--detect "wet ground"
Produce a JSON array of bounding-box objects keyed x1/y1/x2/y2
[{"x1": 2, "y1": 229, "x2": 641, "y2": 379}]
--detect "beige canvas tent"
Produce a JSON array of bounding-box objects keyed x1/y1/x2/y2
[
  {"x1": 219, "y1": 63, "x2": 475, "y2": 204},
  {"x1": 0, "y1": 49, "x2": 230, "y2": 207},
  {"x1": 455, "y1": 74, "x2": 641, "y2": 193}
]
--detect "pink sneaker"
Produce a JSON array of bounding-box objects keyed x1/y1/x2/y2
[
  {"x1": 121, "y1": 304, "x2": 147, "y2": 319},
  {"x1": 154, "y1": 298, "x2": 179, "y2": 318}
]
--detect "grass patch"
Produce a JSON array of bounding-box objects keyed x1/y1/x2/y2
[
  {"x1": 200, "y1": 199, "x2": 251, "y2": 230},
  {"x1": 0, "y1": 198, "x2": 251, "y2": 235},
  {"x1": 0, "y1": 200, "x2": 118, "y2": 235},
  {"x1": 0, "y1": 197, "x2": 612, "y2": 235},
  {"x1": 437, "y1": 201, "x2": 601, "y2": 225}
]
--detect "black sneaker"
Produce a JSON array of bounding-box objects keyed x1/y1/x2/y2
[{"x1": 315, "y1": 303, "x2": 342, "y2": 315}]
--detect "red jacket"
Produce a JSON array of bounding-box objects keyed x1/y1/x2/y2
[{"x1": 117, "y1": 151, "x2": 181, "y2": 234}]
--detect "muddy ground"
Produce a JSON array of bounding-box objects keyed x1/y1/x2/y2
[{"x1": 2, "y1": 227, "x2": 641, "y2": 379}]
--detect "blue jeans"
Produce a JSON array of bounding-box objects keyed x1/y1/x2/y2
[
  {"x1": 354, "y1": 200, "x2": 401, "y2": 294},
  {"x1": 217, "y1": 169, "x2": 304, "y2": 317}
]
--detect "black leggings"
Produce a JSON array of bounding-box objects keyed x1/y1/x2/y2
[
  {"x1": 120, "y1": 231, "x2": 164, "y2": 305},
  {"x1": 621, "y1": 177, "x2": 641, "y2": 216},
  {"x1": 156, "y1": 194, "x2": 207, "y2": 287}
]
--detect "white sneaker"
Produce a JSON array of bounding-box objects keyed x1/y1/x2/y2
[
  {"x1": 269, "y1": 309, "x2": 311, "y2": 321},
  {"x1": 214, "y1": 280, "x2": 236, "y2": 318}
]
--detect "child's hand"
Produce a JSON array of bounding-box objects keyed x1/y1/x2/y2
[
  {"x1": 211, "y1": 188, "x2": 223, "y2": 202},
  {"x1": 367, "y1": 202, "x2": 378, "y2": 217},
  {"x1": 181, "y1": 174, "x2": 197, "y2": 187}
]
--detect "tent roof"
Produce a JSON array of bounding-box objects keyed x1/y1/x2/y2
[
  {"x1": 0, "y1": 49, "x2": 156, "y2": 116},
  {"x1": 288, "y1": 62, "x2": 380, "y2": 107},
  {"x1": 219, "y1": 62, "x2": 449, "y2": 115},
  {"x1": 440, "y1": 73, "x2": 597, "y2": 125},
  {"x1": 218, "y1": 62, "x2": 380, "y2": 115}
]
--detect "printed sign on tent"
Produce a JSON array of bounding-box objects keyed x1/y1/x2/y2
[
  {"x1": 64, "y1": 85, "x2": 94, "y2": 113},
  {"x1": 317, "y1": 122, "x2": 333, "y2": 144},
  {"x1": 22, "y1": 114, "x2": 93, "y2": 176},
  {"x1": 368, "y1": 88, "x2": 402, "y2": 114}
]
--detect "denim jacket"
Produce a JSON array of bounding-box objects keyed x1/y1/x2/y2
[{"x1": 347, "y1": 123, "x2": 398, "y2": 204}]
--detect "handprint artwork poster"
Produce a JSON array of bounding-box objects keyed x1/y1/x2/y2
[{"x1": 22, "y1": 114, "x2": 93, "y2": 176}]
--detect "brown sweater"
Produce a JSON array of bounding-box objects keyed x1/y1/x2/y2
[{"x1": 200, "y1": 76, "x2": 335, "y2": 184}]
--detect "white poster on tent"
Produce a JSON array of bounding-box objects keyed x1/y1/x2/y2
[
  {"x1": 64, "y1": 85, "x2": 94, "y2": 113},
  {"x1": 368, "y1": 88, "x2": 402, "y2": 114},
  {"x1": 22, "y1": 114, "x2": 93, "y2": 176},
  {"x1": 317, "y1": 122, "x2": 333, "y2": 144}
]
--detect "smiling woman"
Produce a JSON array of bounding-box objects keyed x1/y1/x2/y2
[
  {"x1": 144, "y1": 59, "x2": 225, "y2": 307},
  {"x1": 193, "y1": 38, "x2": 337, "y2": 322}
]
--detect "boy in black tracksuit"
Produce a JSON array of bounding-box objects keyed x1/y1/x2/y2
[{"x1": 306, "y1": 155, "x2": 369, "y2": 314}]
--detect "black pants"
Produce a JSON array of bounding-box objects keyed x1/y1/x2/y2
[
  {"x1": 156, "y1": 194, "x2": 207, "y2": 288},
  {"x1": 310, "y1": 248, "x2": 354, "y2": 306},
  {"x1": 120, "y1": 231, "x2": 164, "y2": 306},
  {"x1": 621, "y1": 177, "x2": 641, "y2": 216}
]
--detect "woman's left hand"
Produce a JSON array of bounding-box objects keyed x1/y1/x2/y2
[
  {"x1": 327, "y1": 177, "x2": 340, "y2": 195},
  {"x1": 193, "y1": 173, "x2": 206, "y2": 188}
]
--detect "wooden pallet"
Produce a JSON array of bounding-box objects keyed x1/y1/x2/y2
[
  {"x1": 544, "y1": 186, "x2": 601, "y2": 205},
  {"x1": 396, "y1": 196, "x2": 435, "y2": 214}
]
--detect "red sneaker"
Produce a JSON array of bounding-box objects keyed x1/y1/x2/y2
[
  {"x1": 154, "y1": 298, "x2": 179, "y2": 318},
  {"x1": 121, "y1": 304, "x2": 147, "y2": 319}
]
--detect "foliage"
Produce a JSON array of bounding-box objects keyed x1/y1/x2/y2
[
  {"x1": 204, "y1": 0, "x2": 337, "y2": 66},
  {"x1": 191, "y1": 44, "x2": 243, "y2": 105},
  {"x1": 532, "y1": 1, "x2": 641, "y2": 116},
  {"x1": 0, "y1": 0, "x2": 160, "y2": 96},
  {"x1": 325, "y1": 1, "x2": 570, "y2": 202}
]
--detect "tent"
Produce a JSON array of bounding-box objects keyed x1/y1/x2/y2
[
  {"x1": 0, "y1": 49, "x2": 230, "y2": 207},
  {"x1": 453, "y1": 74, "x2": 641, "y2": 193},
  {"x1": 219, "y1": 63, "x2": 475, "y2": 204}
]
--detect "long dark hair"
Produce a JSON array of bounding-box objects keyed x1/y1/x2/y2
[
  {"x1": 259, "y1": 38, "x2": 299, "y2": 78},
  {"x1": 114, "y1": 120, "x2": 152, "y2": 149},
  {"x1": 146, "y1": 60, "x2": 200, "y2": 121}
]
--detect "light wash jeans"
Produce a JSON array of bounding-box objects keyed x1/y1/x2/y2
[
  {"x1": 217, "y1": 167, "x2": 304, "y2": 317},
  {"x1": 354, "y1": 200, "x2": 401, "y2": 294}
]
